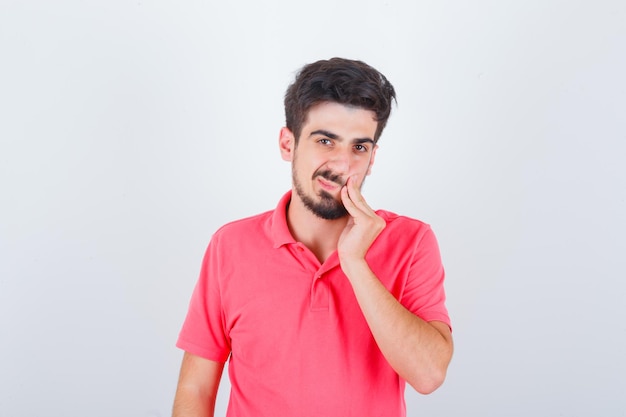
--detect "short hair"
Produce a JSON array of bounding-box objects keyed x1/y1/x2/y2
[{"x1": 284, "y1": 57, "x2": 396, "y2": 143}]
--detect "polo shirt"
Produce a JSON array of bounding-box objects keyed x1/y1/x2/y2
[{"x1": 177, "y1": 191, "x2": 450, "y2": 417}]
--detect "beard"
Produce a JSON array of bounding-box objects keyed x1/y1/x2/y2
[{"x1": 293, "y1": 167, "x2": 348, "y2": 220}]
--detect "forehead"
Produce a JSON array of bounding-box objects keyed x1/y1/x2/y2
[{"x1": 302, "y1": 102, "x2": 378, "y2": 136}]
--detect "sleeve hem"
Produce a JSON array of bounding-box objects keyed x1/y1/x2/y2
[
  {"x1": 419, "y1": 312, "x2": 452, "y2": 332},
  {"x1": 176, "y1": 339, "x2": 230, "y2": 363}
]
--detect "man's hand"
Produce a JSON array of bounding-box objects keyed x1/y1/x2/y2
[
  {"x1": 336, "y1": 175, "x2": 453, "y2": 394},
  {"x1": 337, "y1": 175, "x2": 386, "y2": 264}
]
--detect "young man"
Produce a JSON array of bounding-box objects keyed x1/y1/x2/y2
[{"x1": 172, "y1": 58, "x2": 453, "y2": 417}]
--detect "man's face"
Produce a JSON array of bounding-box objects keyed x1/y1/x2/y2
[{"x1": 279, "y1": 102, "x2": 379, "y2": 220}]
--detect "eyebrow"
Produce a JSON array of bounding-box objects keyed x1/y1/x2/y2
[{"x1": 309, "y1": 129, "x2": 375, "y2": 145}]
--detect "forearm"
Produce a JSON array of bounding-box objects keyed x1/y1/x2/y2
[
  {"x1": 172, "y1": 353, "x2": 224, "y2": 417},
  {"x1": 172, "y1": 385, "x2": 215, "y2": 417},
  {"x1": 342, "y1": 259, "x2": 453, "y2": 394}
]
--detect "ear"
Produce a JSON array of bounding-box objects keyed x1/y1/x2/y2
[
  {"x1": 279, "y1": 127, "x2": 296, "y2": 162},
  {"x1": 366, "y1": 144, "x2": 378, "y2": 176}
]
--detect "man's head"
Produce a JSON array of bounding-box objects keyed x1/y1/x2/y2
[
  {"x1": 284, "y1": 57, "x2": 396, "y2": 144},
  {"x1": 280, "y1": 58, "x2": 396, "y2": 220}
]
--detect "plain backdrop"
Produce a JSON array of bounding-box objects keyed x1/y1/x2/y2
[{"x1": 1, "y1": 1, "x2": 625, "y2": 416}]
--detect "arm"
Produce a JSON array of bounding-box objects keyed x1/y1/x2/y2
[
  {"x1": 172, "y1": 352, "x2": 225, "y2": 417},
  {"x1": 338, "y1": 177, "x2": 453, "y2": 394}
]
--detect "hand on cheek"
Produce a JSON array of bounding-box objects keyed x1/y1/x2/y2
[{"x1": 338, "y1": 176, "x2": 386, "y2": 263}]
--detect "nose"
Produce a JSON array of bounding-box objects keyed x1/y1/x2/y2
[{"x1": 326, "y1": 148, "x2": 351, "y2": 176}]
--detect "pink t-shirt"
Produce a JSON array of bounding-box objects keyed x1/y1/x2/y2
[{"x1": 177, "y1": 191, "x2": 450, "y2": 417}]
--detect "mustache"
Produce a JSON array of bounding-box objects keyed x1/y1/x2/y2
[{"x1": 313, "y1": 169, "x2": 346, "y2": 187}]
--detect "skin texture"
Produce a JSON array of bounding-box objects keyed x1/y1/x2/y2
[{"x1": 172, "y1": 101, "x2": 453, "y2": 416}]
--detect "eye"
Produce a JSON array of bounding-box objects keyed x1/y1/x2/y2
[
  {"x1": 354, "y1": 144, "x2": 368, "y2": 153},
  {"x1": 318, "y1": 138, "x2": 332, "y2": 146}
]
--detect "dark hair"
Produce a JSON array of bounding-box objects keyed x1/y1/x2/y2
[{"x1": 284, "y1": 57, "x2": 396, "y2": 143}]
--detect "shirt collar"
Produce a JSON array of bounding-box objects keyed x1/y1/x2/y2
[{"x1": 270, "y1": 190, "x2": 296, "y2": 248}]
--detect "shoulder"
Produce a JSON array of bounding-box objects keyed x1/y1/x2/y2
[
  {"x1": 211, "y1": 209, "x2": 274, "y2": 243},
  {"x1": 374, "y1": 210, "x2": 440, "y2": 255},
  {"x1": 376, "y1": 209, "x2": 433, "y2": 238}
]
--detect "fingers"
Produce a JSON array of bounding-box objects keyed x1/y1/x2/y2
[
  {"x1": 340, "y1": 183, "x2": 357, "y2": 215},
  {"x1": 341, "y1": 175, "x2": 375, "y2": 217}
]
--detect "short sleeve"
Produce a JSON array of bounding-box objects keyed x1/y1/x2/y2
[
  {"x1": 176, "y1": 236, "x2": 232, "y2": 362},
  {"x1": 401, "y1": 226, "x2": 451, "y2": 330}
]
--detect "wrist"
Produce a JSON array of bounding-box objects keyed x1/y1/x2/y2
[{"x1": 339, "y1": 257, "x2": 371, "y2": 281}]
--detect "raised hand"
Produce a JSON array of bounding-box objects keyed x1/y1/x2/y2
[{"x1": 337, "y1": 175, "x2": 386, "y2": 265}]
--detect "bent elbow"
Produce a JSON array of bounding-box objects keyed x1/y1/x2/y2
[{"x1": 407, "y1": 368, "x2": 447, "y2": 395}]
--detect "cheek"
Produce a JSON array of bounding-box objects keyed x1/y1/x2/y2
[
  {"x1": 293, "y1": 159, "x2": 316, "y2": 180},
  {"x1": 304, "y1": 158, "x2": 325, "y2": 175},
  {"x1": 355, "y1": 157, "x2": 373, "y2": 174}
]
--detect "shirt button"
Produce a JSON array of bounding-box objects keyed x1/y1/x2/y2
[{"x1": 296, "y1": 246, "x2": 304, "y2": 252}]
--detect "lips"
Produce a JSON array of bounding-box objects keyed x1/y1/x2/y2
[
  {"x1": 314, "y1": 169, "x2": 345, "y2": 186},
  {"x1": 317, "y1": 177, "x2": 341, "y2": 191}
]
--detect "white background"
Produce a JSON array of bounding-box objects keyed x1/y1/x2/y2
[{"x1": 1, "y1": 1, "x2": 625, "y2": 416}]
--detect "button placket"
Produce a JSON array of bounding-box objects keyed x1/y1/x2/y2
[
  {"x1": 289, "y1": 243, "x2": 319, "y2": 272},
  {"x1": 289, "y1": 244, "x2": 337, "y2": 312},
  {"x1": 310, "y1": 270, "x2": 329, "y2": 311}
]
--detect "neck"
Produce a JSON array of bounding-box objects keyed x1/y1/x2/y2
[{"x1": 286, "y1": 192, "x2": 348, "y2": 264}]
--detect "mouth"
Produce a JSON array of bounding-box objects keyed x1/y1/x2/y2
[
  {"x1": 314, "y1": 169, "x2": 346, "y2": 190},
  {"x1": 317, "y1": 177, "x2": 341, "y2": 192}
]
